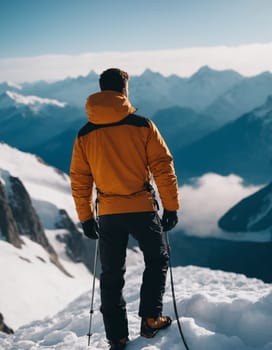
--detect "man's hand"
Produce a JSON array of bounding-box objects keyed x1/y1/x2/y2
[
  {"x1": 81, "y1": 219, "x2": 99, "y2": 239},
  {"x1": 161, "y1": 209, "x2": 178, "y2": 232}
]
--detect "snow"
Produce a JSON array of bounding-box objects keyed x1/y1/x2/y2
[
  {"x1": 0, "y1": 248, "x2": 271, "y2": 350},
  {"x1": 0, "y1": 168, "x2": 13, "y2": 197},
  {"x1": 0, "y1": 144, "x2": 92, "y2": 331},
  {"x1": 5, "y1": 90, "x2": 66, "y2": 108},
  {"x1": 6, "y1": 81, "x2": 22, "y2": 90},
  {"x1": 1, "y1": 144, "x2": 271, "y2": 348},
  {"x1": 0, "y1": 143, "x2": 77, "y2": 222},
  {"x1": 0, "y1": 233, "x2": 90, "y2": 331}
]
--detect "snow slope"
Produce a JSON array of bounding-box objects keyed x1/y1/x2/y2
[
  {"x1": 0, "y1": 235, "x2": 90, "y2": 330},
  {"x1": 0, "y1": 144, "x2": 91, "y2": 329},
  {"x1": 0, "y1": 249, "x2": 271, "y2": 350},
  {"x1": 0, "y1": 143, "x2": 77, "y2": 222}
]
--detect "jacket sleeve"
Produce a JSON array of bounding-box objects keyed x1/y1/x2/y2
[
  {"x1": 70, "y1": 136, "x2": 94, "y2": 222},
  {"x1": 146, "y1": 120, "x2": 180, "y2": 211}
]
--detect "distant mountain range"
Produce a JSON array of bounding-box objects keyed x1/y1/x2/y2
[
  {"x1": 152, "y1": 106, "x2": 218, "y2": 153},
  {"x1": 1, "y1": 66, "x2": 272, "y2": 182},
  {"x1": 0, "y1": 91, "x2": 85, "y2": 172},
  {"x1": 2, "y1": 66, "x2": 272, "y2": 121},
  {"x1": 205, "y1": 71, "x2": 272, "y2": 124},
  {"x1": 1, "y1": 143, "x2": 271, "y2": 287},
  {"x1": 175, "y1": 96, "x2": 272, "y2": 185}
]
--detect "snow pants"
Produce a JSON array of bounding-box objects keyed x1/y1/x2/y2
[{"x1": 98, "y1": 211, "x2": 169, "y2": 342}]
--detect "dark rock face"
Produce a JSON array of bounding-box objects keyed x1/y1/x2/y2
[
  {"x1": 0, "y1": 171, "x2": 55, "y2": 253},
  {"x1": 0, "y1": 170, "x2": 72, "y2": 277},
  {"x1": 0, "y1": 181, "x2": 23, "y2": 248},
  {"x1": 55, "y1": 209, "x2": 100, "y2": 275},
  {"x1": 7, "y1": 176, "x2": 55, "y2": 254},
  {"x1": 0, "y1": 312, "x2": 14, "y2": 335}
]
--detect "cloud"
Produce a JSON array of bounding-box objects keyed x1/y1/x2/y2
[
  {"x1": 177, "y1": 173, "x2": 260, "y2": 237},
  {"x1": 1, "y1": 42, "x2": 272, "y2": 83}
]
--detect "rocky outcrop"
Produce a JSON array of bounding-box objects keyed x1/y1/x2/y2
[
  {"x1": 0, "y1": 181, "x2": 23, "y2": 248},
  {"x1": 0, "y1": 313, "x2": 14, "y2": 335},
  {"x1": 7, "y1": 175, "x2": 55, "y2": 254},
  {"x1": 55, "y1": 209, "x2": 100, "y2": 275},
  {"x1": 0, "y1": 169, "x2": 72, "y2": 277}
]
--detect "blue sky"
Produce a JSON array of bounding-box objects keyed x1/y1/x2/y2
[
  {"x1": 1, "y1": 0, "x2": 272, "y2": 58},
  {"x1": 0, "y1": 0, "x2": 272, "y2": 82}
]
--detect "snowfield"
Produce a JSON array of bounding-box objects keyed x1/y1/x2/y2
[
  {"x1": 0, "y1": 143, "x2": 77, "y2": 222},
  {"x1": 0, "y1": 249, "x2": 271, "y2": 350},
  {"x1": 0, "y1": 234, "x2": 91, "y2": 330},
  {"x1": 1, "y1": 143, "x2": 272, "y2": 349}
]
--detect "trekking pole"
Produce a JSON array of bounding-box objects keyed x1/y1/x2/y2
[
  {"x1": 87, "y1": 239, "x2": 99, "y2": 346},
  {"x1": 165, "y1": 231, "x2": 190, "y2": 350}
]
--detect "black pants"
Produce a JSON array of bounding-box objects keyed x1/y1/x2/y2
[{"x1": 98, "y1": 211, "x2": 169, "y2": 342}]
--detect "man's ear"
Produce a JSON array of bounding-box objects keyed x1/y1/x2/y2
[{"x1": 122, "y1": 82, "x2": 128, "y2": 97}]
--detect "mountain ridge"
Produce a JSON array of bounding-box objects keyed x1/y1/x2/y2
[{"x1": 175, "y1": 96, "x2": 272, "y2": 185}]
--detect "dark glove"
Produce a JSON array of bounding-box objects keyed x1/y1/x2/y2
[
  {"x1": 161, "y1": 209, "x2": 178, "y2": 231},
  {"x1": 81, "y1": 219, "x2": 99, "y2": 239}
]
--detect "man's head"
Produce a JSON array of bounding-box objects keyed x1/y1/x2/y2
[{"x1": 99, "y1": 68, "x2": 129, "y2": 96}]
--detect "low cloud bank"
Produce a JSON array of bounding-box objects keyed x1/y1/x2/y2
[
  {"x1": 177, "y1": 173, "x2": 260, "y2": 237},
  {"x1": 1, "y1": 42, "x2": 272, "y2": 83}
]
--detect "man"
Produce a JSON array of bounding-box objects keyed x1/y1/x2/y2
[{"x1": 70, "y1": 68, "x2": 179, "y2": 350}]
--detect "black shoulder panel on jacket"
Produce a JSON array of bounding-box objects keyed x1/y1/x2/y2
[{"x1": 78, "y1": 114, "x2": 150, "y2": 137}]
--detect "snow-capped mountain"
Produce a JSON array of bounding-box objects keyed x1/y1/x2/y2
[
  {"x1": 3, "y1": 67, "x2": 272, "y2": 125},
  {"x1": 0, "y1": 67, "x2": 244, "y2": 174},
  {"x1": 0, "y1": 143, "x2": 97, "y2": 328},
  {"x1": 0, "y1": 168, "x2": 71, "y2": 275},
  {"x1": 13, "y1": 66, "x2": 243, "y2": 117},
  {"x1": 0, "y1": 90, "x2": 66, "y2": 111},
  {"x1": 179, "y1": 65, "x2": 243, "y2": 111},
  {"x1": 2, "y1": 67, "x2": 272, "y2": 175},
  {"x1": 0, "y1": 143, "x2": 98, "y2": 272},
  {"x1": 20, "y1": 70, "x2": 99, "y2": 110},
  {"x1": 0, "y1": 143, "x2": 75, "y2": 220},
  {"x1": 0, "y1": 249, "x2": 271, "y2": 349},
  {"x1": 0, "y1": 82, "x2": 21, "y2": 95},
  {"x1": 175, "y1": 96, "x2": 272, "y2": 185},
  {"x1": 0, "y1": 168, "x2": 52, "y2": 250},
  {"x1": 219, "y1": 182, "x2": 272, "y2": 234},
  {"x1": 205, "y1": 71, "x2": 272, "y2": 124},
  {"x1": 0, "y1": 90, "x2": 85, "y2": 171}
]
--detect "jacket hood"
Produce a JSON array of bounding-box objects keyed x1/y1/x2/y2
[{"x1": 85, "y1": 90, "x2": 136, "y2": 124}]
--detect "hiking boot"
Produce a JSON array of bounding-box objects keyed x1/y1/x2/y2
[
  {"x1": 109, "y1": 337, "x2": 129, "y2": 350},
  {"x1": 140, "y1": 315, "x2": 172, "y2": 338}
]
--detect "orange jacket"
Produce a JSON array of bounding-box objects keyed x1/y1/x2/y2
[{"x1": 70, "y1": 90, "x2": 179, "y2": 222}]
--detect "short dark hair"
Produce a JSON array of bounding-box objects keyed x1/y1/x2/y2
[{"x1": 99, "y1": 68, "x2": 129, "y2": 93}]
